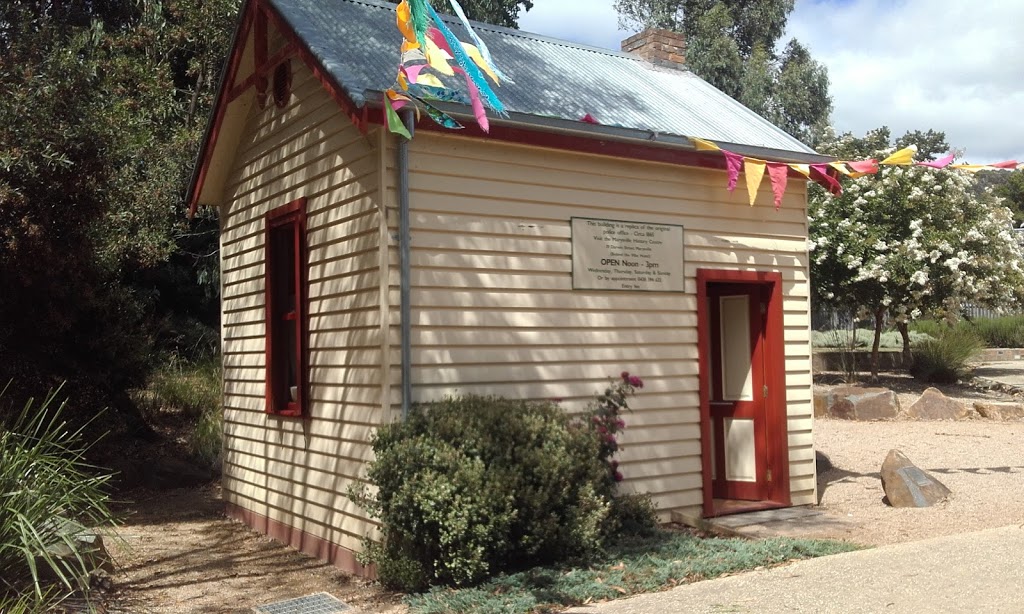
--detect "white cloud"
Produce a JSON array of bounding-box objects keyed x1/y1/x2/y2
[
  {"x1": 787, "y1": 0, "x2": 1024, "y2": 163},
  {"x1": 515, "y1": 0, "x2": 1024, "y2": 163}
]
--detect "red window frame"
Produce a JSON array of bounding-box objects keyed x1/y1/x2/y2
[{"x1": 264, "y1": 197, "x2": 308, "y2": 417}]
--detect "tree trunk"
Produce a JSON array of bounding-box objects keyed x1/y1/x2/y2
[
  {"x1": 871, "y1": 305, "x2": 886, "y2": 381},
  {"x1": 897, "y1": 321, "x2": 912, "y2": 370}
]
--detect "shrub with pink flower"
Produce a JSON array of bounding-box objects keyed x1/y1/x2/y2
[{"x1": 585, "y1": 371, "x2": 642, "y2": 485}]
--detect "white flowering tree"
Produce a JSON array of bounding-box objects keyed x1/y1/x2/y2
[{"x1": 810, "y1": 128, "x2": 1024, "y2": 377}]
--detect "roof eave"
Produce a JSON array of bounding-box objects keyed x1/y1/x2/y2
[{"x1": 364, "y1": 92, "x2": 833, "y2": 165}]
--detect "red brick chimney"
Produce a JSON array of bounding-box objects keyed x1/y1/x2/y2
[{"x1": 621, "y1": 28, "x2": 686, "y2": 70}]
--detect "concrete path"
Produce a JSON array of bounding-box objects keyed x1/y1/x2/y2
[
  {"x1": 974, "y1": 361, "x2": 1024, "y2": 390},
  {"x1": 566, "y1": 525, "x2": 1024, "y2": 614}
]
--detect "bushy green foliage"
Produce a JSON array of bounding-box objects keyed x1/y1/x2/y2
[
  {"x1": 351, "y1": 395, "x2": 616, "y2": 591},
  {"x1": 910, "y1": 326, "x2": 983, "y2": 383},
  {"x1": 405, "y1": 530, "x2": 858, "y2": 613},
  {"x1": 0, "y1": 386, "x2": 117, "y2": 609},
  {"x1": 969, "y1": 315, "x2": 1024, "y2": 348}
]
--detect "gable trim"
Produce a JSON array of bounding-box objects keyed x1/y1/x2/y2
[{"x1": 187, "y1": 0, "x2": 368, "y2": 217}]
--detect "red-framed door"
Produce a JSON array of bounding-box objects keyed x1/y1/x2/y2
[
  {"x1": 697, "y1": 270, "x2": 791, "y2": 517},
  {"x1": 707, "y1": 283, "x2": 768, "y2": 500}
]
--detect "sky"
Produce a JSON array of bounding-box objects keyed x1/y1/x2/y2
[{"x1": 518, "y1": 0, "x2": 1024, "y2": 164}]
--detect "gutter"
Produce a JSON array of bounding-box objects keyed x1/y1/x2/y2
[
  {"x1": 361, "y1": 93, "x2": 835, "y2": 165},
  {"x1": 398, "y1": 109, "x2": 414, "y2": 420}
]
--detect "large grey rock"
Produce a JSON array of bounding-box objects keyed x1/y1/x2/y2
[
  {"x1": 880, "y1": 449, "x2": 951, "y2": 507},
  {"x1": 974, "y1": 401, "x2": 1024, "y2": 421},
  {"x1": 41, "y1": 517, "x2": 114, "y2": 575},
  {"x1": 816, "y1": 387, "x2": 900, "y2": 420},
  {"x1": 907, "y1": 387, "x2": 969, "y2": 420}
]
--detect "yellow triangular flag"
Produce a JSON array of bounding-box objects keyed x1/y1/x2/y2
[
  {"x1": 744, "y1": 158, "x2": 767, "y2": 207},
  {"x1": 424, "y1": 37, "x2": 455, "y2": 76},
  {"x1": 880, "y1": 145, "x2": 917, "y2": 166},
  {"x1": 949, "y1": 164, "x2": 987, "y2": 173},
  {"x1": 691, "y1": 137, "x2": 721, "y2": 152},
  {"x1": 829, "y1": 161, "x2": 852, "y2": 176},
  {"x1": 789, "y1": 163, "x2": 810, "y2": 178},
  {"x1": 462, "y1": 42, "x2": 500, "y2": 84}
]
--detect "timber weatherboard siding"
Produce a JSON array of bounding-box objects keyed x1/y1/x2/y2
[
  {"x1": 219, "y1": 53, "x2": 391, "y2": 558},
  {"x1": 385, "y1": 132, "x2": 815, "y2": 516}
]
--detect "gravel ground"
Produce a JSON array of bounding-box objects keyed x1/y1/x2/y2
[{"x1": 815, "y1": 417, "x2": 1024, "y2": 546}]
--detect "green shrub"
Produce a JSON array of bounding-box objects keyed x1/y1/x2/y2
[
  {"x1": 969, "y1": 315, "x2": 1024, "y2": 348},
  {"x1": 605, "y1": 493, "x2": 659, "y2": 538},
  {"x1": 910, "y1": 326, "x2": 984, "y2": 383},
  {"x1": 145, "y1": 357, "x2": 220, "y2": 419},
  {"x1": 352, "y1": 394, "x2": 621, "y2": 591},
  {"x1": 0, "y1": 385, "x2": 117, "y2": 609}
]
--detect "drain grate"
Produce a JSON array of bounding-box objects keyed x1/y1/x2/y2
[{"x1": 253, "y1": 592, "x2": 351, "y2": 614}]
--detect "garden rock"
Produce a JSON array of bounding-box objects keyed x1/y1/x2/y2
[
  {"x1": 974, "y1": 401, "x2": 1024, "y2": 421},
  {"x1": 880, "y1": 449, "x2": 951, "y2": 508},
  {"x1": 41, "y1": 517, "x2": 114, "y2": 574},
  {"x1": 906, "y1": 387, "x2": 969, "y2": 420},
  {"x1": 815, "y1": 387, "x2": 899, "y2": 420}
]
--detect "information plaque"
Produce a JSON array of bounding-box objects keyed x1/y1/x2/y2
[{"x1": 571, "y1": 217, "x2": 684, "y2": 292}]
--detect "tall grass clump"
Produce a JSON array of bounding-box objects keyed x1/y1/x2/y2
[
  {"x1": 968, "y1": 315, "x2": 1024, "y2": 348},
  {"x1": 0, "y1": 385, "x2": 117, "y2": 610},
  {"x1": 910, "y1": 326, "x2": 984, "y2": 384},
  {"x1": 138, "y1": 357, "x2": 222, "y2": 467}
]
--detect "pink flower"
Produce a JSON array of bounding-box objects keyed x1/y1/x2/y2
[
  {"x1": 629, "y1": 375, "x2": 643, "y2": 388},
  {"x1": 610, "y1": 460, "x2": 619, "y2": 470},
  {"x1": 621, "y1": 371, "x2": 630, "y2": 380},
  {"x1": 616, "y1": 419, "x2": 626, "y2": 429},
  {"x1": 614, "y1": 470, "x2": 624, "y2": 482}
]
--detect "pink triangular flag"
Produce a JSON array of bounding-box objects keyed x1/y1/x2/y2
[
  {"x1": 767, "y1": 163, "x2": 789, "y2": 211},
  {"x1": 580, "y1": 113, "x2": 598, "y2": 124},
  {"x1": 915, "y1": 153, "x2": 955, "y2": 169},
  {"x1": 722, "y1": 150, "x2": 743, "y2": 192},
  {"x1": 847, "y1": 159, "x2": 879, "y2": 174},
  {"x1": 455, "y1": 68, "x2": 488, "y2": 133},
  {"x1": 810, "y1": 164, "x2": 842, "y2": 195},
  {"x1": 989, "y1": 160, "x2": 1019, "y2": 169}
]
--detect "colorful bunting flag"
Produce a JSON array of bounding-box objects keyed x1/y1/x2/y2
[
  {"x1": 879, "y1": 145, "x2": 917, "y2": 166},
  {"x1": 744, "y1": 158, "x2": 767, "y2": 206},
  {"x1": 915, "y1": 152, "x2": 955, "y2": 169},
  {"x1": 809, "y1": 164, "x2": 842, "y2": 195},
  {"x1": 722, "y1": 150, "x2": 744, "y2": 192},
  {"x1": 767, "y1": 163, "x2": 789, "y2": 211},
  {"x1": 386, "y1": 0, "x2": 507, "y2": 137}
]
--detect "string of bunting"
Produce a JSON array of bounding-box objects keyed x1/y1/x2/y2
[
  {"x1": 384, "y1": 0, "x2": 507, "y2": 138},
  {"x1": 689, "y1": 137, "x2": 1022, "y2": 211}
]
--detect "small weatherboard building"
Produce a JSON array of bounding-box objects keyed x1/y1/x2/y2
[{"x1": 188, "y1": 0, "x2": 830, "y2": 574}]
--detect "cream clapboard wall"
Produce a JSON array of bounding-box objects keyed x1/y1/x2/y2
[
  {"x1": 219, "y1": 49, "x2": 392, "y2": 556},
  {"x1": 389, "y1": 133, "x2": 816, "y2": 515}
]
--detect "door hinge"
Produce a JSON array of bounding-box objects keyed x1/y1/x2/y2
[
  {"x1": 763, "y1": 384, "x2": 768, "y2": 399},
  {"x1": 766, "y1": 467, "x2": 773, "y2": 482}
]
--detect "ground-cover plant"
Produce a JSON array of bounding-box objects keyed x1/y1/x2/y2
[
  {"x1": 910, "y1": 325, "x2": 984, "y2": 383},
  {"x1": 405, "y1": 530, "x2": 859, "y2": 613},
  {"x1": 351, "y1": 375, "x2": 649, "y2": 592},
  {"x1": 0, "y1": 385, "x2": 117, "y2": 610}
]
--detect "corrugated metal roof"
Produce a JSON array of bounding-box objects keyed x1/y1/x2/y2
[{"x1": 267, "y1": 0, "x2": 820, "y2": 158}]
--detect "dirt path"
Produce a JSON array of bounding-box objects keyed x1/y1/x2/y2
[{"x1": 104, "y1": 485, "x2": 405, "y2": 614}]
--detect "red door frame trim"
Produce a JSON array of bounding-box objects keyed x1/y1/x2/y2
[{"x1": 696, "y1": 269, "x2": 791, "y2": 517}]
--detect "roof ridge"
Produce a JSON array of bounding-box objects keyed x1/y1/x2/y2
[{"x1": 334, "y1": 0, "x2": 647, "y2": 61}]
